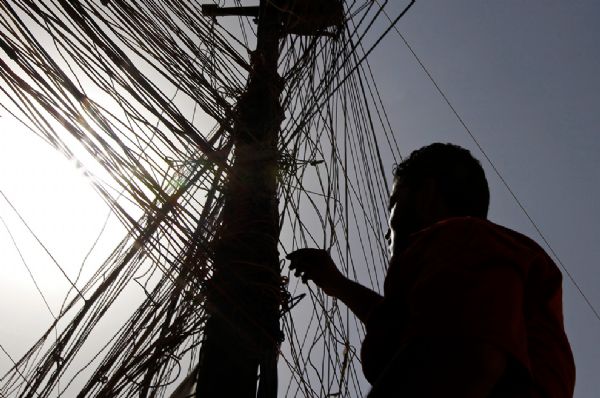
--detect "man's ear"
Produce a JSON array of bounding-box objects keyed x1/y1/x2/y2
[
  {"x1": 415, "y1": 178, "x2": 436, "y2": 207},
  {"x1": 417, "y1": 178, "x2": 449, "y2": 223}
]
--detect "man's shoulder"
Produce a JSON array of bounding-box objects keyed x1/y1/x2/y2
[
  {"x1": 422, "y1": 216, "x2": 543, "y2": 248},
  {"x1": 408, "y1": 217, "x2": 551, "y2": 268}
]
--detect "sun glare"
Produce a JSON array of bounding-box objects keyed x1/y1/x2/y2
[{"x1": 0, "y1": 115, "x2": 126, "y2": 367}]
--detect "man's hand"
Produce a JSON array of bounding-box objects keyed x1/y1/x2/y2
[
  {"x1": 287, "y1": 248, "x2": 383, "y2": 323},
  {"x1": 287, "y1": 248, "x2": 345, "y2": 297}
]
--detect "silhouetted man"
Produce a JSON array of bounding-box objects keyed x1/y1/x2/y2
[{"x1": 288, "y1": 143, "x2": 575, "y2": 397}]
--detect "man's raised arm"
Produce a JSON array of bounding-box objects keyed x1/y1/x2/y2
[{"x1": 287, "y1": 248, "x2": 382, "y2": 324}]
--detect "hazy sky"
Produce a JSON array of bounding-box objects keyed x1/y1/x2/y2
[
  {"x1": 1, "y1": 1, "x2": 599, "y2": 397},
  {"x1": 368, "y1": 1, "x2": 600, "y2": 396}
]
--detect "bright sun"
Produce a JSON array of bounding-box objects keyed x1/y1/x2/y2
[{"x1": 0, "y1": 115, "x2": 126, "y2": 368}]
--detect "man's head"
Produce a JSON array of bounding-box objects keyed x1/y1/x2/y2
[{"x1": 387, "y1": 143, "x2": 489, "y2": 253}]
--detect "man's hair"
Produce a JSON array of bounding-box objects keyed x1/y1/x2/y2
[{"x1": 394, "y1": 143, "x2": 490, "y2": 218}]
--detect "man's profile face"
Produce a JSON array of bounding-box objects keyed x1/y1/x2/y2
[{"x1": 387, "y1": 178, "x2": 420, "y2": 257}]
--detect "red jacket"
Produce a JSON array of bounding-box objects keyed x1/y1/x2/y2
[{"x1": 361, "y1": 217, "x2": 575, "y2": 397}]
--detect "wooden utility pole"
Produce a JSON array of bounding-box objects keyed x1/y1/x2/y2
[
  {"x1": 195, "y1": 2, "x2": 283, "y2": 397},
  {"x1": 195, "y1": 1, "x2": 343, "y2": 397}
]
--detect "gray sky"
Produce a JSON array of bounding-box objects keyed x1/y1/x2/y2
[
  {"x1": 369, "y1": 1, "x2": 600, "y2": 396},
  {"x1": 0, "y1": 1, "x2": 598, "y2": 396}
]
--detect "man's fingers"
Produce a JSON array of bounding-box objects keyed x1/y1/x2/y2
[
  {"x1": 287, "y1": 248, "x2": 330, "y2": 285},
  {"x1": 286, "y1": 248, "x2": 326, "y2": 260},
  {"x1": 290, "y1": 261, "x2": 311, "y2": 275},
  {"x1": 289, "y1": 256, "x2": 305, "y2": 269},
  {"x1": 289, "y1": 260, "x2": 312, "y2": 281},
  {"x1": 286, "y1": 248, "x2": 311, "y2": 260}
]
